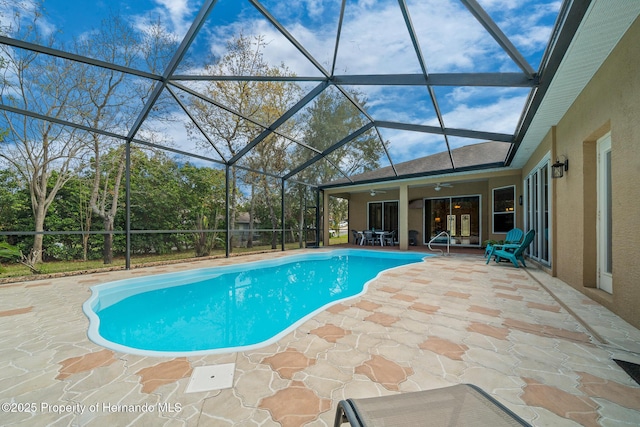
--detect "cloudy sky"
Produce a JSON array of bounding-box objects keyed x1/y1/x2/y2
[{"x1": 4, "y1": 0, "x2": 561, "y2": 171}]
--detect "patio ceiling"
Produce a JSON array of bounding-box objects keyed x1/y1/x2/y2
[{"x1": 0, "y1": 0, "x2": 609, "y2": 187}]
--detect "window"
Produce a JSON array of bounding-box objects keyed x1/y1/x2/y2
[
  {"x1": 492, "y1": 186, "x2": 515, "y2": 233},
  {"x1": 368, "y1": 201, "x2": 398, "y2": 231}
]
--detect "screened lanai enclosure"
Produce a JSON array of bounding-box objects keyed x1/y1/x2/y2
[{"x1": 0, "y1": 0, "x2": 576, "y2": 273}]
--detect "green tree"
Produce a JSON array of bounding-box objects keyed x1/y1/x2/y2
[
  {"x1": 185, "y1": 33, "x2": 301, "y2": 251},
  {"x1": 0, "y1": 168, "x2": 25, "y2": 235},
  {"x1": 296, "y1": 89, "x2": 382, "y2": 185},
  {"x1": 291, "y1": 89, "x2": 383, "y2": 242},
  {"x1": 244, "y1": 73, "x2": 301, "y2": 249},
  {"x1": 178, "y1": 163, "x2": 226, "y2": 256},
  {"x1": 43, "y1": 173, "x2": 93, "y2": 261},
  {"x1": 128, "y1": 150, "x2": 183, "y2": 255}
]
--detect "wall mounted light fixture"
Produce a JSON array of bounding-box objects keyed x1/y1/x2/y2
[{"x1": 552, "y1": 156, "x2": 569, "y2": 178}]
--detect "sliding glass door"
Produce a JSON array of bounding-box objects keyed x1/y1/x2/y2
[
  {"x1": 424, "y1": 196, "x2": 480, "y2": 246},
  {"x1": 597, "y1": 133, "x2": 612, "y2": 293},
  {"x1": 524, "y1": 157, "x2": 550, "y2": 265}
]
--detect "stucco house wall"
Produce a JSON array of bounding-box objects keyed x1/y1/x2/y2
[{"x1": 526, "y1": 16, "x2": 640, "y2": 327}]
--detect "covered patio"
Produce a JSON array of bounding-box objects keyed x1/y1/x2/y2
[{"x1": 2, "y1": 250, "x2": 639, "y2": 426}]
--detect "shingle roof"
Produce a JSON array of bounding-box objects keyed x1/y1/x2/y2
[{"x1": 322, "y1": 141, "x2": 511, "y2": 188}]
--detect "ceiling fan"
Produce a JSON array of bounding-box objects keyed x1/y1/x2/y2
[
  {"x1": 433, "y1": 182, "x2": 453, "y2": 192},
  {"x1": 370, "y1": 189, "x2": 387, "y2": 196}
]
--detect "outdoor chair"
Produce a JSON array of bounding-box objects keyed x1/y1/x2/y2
[
  {"x1": 362, "y1": 230, "x2": 376, "y2": 245},
  {"x1": 408, "y1": 229, "x2": 419, "y2": 246},
  {"x1": 486, "y1": 229, "x2": 536, "y2": 268},
  {"x1": 351, "y1": 229, "x2": 361, "y2": 245},
  {"x1": 484, "y1": 228, "x2": 524, "y2": 257},
  {"x1": 383, "y1": 230, "x2": 397, "y2": 246},
  {"x1": 334, "y1": 383, "x2": 531, "y2": 427}
]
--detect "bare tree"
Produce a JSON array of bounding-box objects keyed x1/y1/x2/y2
[
  {"x1": 75, "y1": 15, "x2": 178, "y2": 263},
  {"x1": 0, "y1": 9, "x2": 88, "y2": 264}
]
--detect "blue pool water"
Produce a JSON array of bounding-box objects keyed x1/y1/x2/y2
[{"x1": 83, "y1": 249, "x2": 428, "y2": 356}]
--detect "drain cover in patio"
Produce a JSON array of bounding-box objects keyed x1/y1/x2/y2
[{"x1": 185, "y1": 363, "x2": 235, "y2": 393}]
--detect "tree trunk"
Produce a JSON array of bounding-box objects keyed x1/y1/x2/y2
[
  {"x1": 228, "y1": 169, "x2": 238, "y2": 253},
  {"x1": 88, "y1": 147, "x2": 126, "y2": 265},
  {"x1": 103, "y1": 216, "x2": 114, "y2": 264},
  {"x1": 82, "y1": 233, "x2": 90, "y2": 262},
  {"x1": 194, "y1": 215, "x2": 209, "y2": 257},
  {"x1": 30, "y1": 187, "x2": 48, "y2": 264},
  {"x1": 247, "y1": 184, "x2": 255, "y2": 248},
  {"x1": 82, "y1": 200, "x2": 92, "y2": 261},
  {"x1": 262, "y1": 177, "x2": 278, "y2": 250}
]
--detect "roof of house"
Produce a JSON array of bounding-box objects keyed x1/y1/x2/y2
[{"x1": 321, "y1": 141, "x2": 511, "y2": 188}]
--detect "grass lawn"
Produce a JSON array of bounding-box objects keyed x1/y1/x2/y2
[
  {"x1": 329, "y1": 234, "x2": 348, "y2": 245},
  {"x1": 0, "y1": 241, "x2": 324, "y2": 280}
]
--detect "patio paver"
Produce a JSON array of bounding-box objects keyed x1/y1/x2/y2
[{"x1": 1, "y1": 248, "x2": 639, "y2": 426}]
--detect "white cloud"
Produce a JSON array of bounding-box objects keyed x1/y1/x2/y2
[
  {"x1": 201, "y1": 19, "x2": 331, "y2": 77},
  {"x1": 441, "y1": 95, "x2": 526, "y2": 134},
  {"x1": 478, "y1": 0, "x2": 561, "y2": 58},
  {"x1": 0, "y1": 0, "x2": 56, "y2": 38},
  {"x1": 128, "y1": 0, "x2": 197, "y2": 42},
  {"x1": 476, "y1": 0, "x2": 528, "y2": 12},
  {"x1": 153, "y1": 0, "x2": 195, "y2": 38},
  {"x1": 380, "y1": 127, "x2": 447, "y2": 162},
  {"x1": 196, "y1": 0, "x2": 558, "y2": 78},
  {"x1": 302, "y1": 0, "x2": 326, "y2": 18}
]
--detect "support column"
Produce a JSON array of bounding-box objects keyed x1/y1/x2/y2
[
  {"x1": 322, "y1": 190, "x2": 330, "y2": 247},
  {"x1": 399, "y1": 184, "x2": 409, "y2": 250},
  {"x1": 125, "y1": 142, "x2": 131, "y2": 269},
  {"x1": 281, "y1": 179, "x2": 286, "y2": 251},
  {"x1": 225, "y1": 165, "x2": 230, "y2": 258}
]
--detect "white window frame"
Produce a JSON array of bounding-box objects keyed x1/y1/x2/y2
[{"x1": 597, "y1": 132, "x2": 613, "y2": 293}]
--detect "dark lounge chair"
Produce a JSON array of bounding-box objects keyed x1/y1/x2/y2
[{"x1": 334, "y1": 383, "x2": 531, "y2": 426}]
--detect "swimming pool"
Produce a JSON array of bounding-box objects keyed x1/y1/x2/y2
[{"x1": 83, "y1": 249, "x2": 428, "y2": 356}]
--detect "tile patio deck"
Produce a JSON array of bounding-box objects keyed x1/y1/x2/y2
[{"x1": 1, "y1": 249, "x2": 639, "y2": 426}]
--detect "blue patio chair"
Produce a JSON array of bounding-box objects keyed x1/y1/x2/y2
[
  {"x1": 484, "y1": 228, "x2": 524, "y2": 257},
  {"x1": 486, "y1": 229, "x2": 535, "y2": 268}
]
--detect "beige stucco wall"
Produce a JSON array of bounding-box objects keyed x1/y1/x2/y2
[
  {"x1": 542, "y1": 17, "x2": 640, "y2": 327},
  {"x1": 520, "y1": 128, "x2": 553, "y2": 274}
]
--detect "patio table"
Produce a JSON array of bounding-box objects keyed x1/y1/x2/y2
[{"x1": 375, "y1": 231, "x2": 390, "y2": 246}]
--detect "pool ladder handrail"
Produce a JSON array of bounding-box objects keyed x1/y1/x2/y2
[{"x1": 427, "y1": 231, "x2": 451, "y2": 256}]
